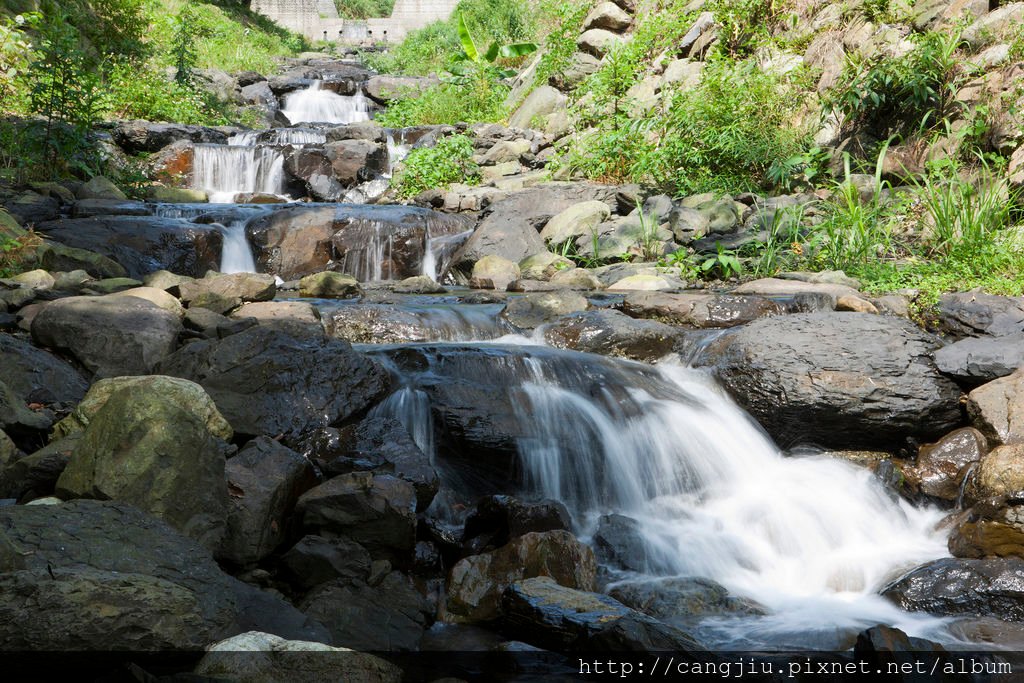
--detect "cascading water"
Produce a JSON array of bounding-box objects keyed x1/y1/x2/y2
[
  {"x1": 369, "y1": 343, "x2": 953, "y2": 650},
  {"x1": 385, "y1": 132, "x2": 411, "y2": 177},
  {"x1": 192, "y1": 143, "x2": 285, "y2": 203},
  {"x1": 282, "y1": 81, "x2": 370, "y2": 125},
  {"x1": 422, "y1": 229, "x2": 473, "y2": 282},
  {"x1": 218, "y1": 219, "x2": 257, "y2": 273}
]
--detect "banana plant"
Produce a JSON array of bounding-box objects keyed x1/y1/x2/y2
[{"x1": 448, "y1": 13, "x2": 537, "y2": 81}]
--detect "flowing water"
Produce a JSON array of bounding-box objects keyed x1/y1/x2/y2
[
  {"x1": 219, "y1": 220, "x2": 257, "y2": 273},
  {"x1": 368, "y1": 342, "x2": 952, "y2": 650},
  {"x1": 282, "y1": 81, "x2": 370, "y2": 124},
  {"x1": 192, "y1": 143, "x2": 285, "y2": 203}
]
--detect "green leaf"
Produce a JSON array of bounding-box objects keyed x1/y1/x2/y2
[
  {"x1": 457, "y1": 13, "x2": 479, "y2": 63},
  {"x1": 498, "y1": 42, "x2": 539, "y2": 59},
  {"x1": 484, "y1": 41, "x2": 500, "y2": 63}
]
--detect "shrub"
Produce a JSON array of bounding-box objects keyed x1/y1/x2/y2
[{"x1": 393, "y1": 134, "x2": 480, "y2": 197}]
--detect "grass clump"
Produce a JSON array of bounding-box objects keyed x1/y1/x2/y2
[{"x1": 393, "y1": 134, "x2": 480, "y2": 197}]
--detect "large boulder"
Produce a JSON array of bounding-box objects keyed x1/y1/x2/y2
[
  {"x1": 296, "y1": 472, "x2": 417, "y2": 562},
  {"x1": 179, "y1": 272, "x2": 277, "y2": 315},
  {"x1": 301, "y1": 572, "x2": 432, "y2": 651},
  {"x1": 365, "y1": 75, "x2": 437, "y2": 103},
  {"x1": 447, "y1": 530, "x2": 597, "y2": 622},
  {"x1": 280, "y1": 535, "x2": 372, "y2": 591},
  {"x1": 502, "y1": 577, "x2": 704, "y2": 651},
  {"x1": 52, "y1": 375, "x2": 233, "y2": 442},
  {"x1": 462, "y1": 495, "x2": 571, "y2": 555},
  {"x1": 322, "y1": 302, "x2": 513, "y2": 344},
  {"x1": 324, "y1": 139, "x2": 388, "y2": 185},
  {"x1": 608, "y1": 577, "x2": 763, "y2": 628},
  {"x1": 112, "y1": 120, "x2": 228, "y2": 153},
  {"x1": 901, "y1": 427, "x2": 988, "y2": 504},
  {"x1": 194, "y1": 631, "x2": 403, "y2": 683},
  {"x1": 938, "y1": 291, "x2": 1024, "y2": 339},
  {"x1": 934, "y1": 333, "x2": 1024, "y2": 382},
  {"x1": 500, "y1": 290, "x2": 589, "y2": 328},
  {"x1": 156, "y1": 325, "x2": 389, "y2": 440},
  {"x1": 544, "y1": 309, "x2": 679, "y2": 362},
  {"x1": 949, "y1": 495, "x2": 1024, "y2": 559},
  {"x1": 246, "y1": 204, "x2": 472, "y2": 281},
  {"x1": 695, "y1": 313, "x2": 963, "y2": 449},
  {"x1": 221, "y1": 437, "x2": 316, "y2": 566},
  {"x1": 540, "y1": 201, "x2": 611, "y2": 245},
  {"x1": 0, "y1": 332, "x2": 88, "y2": 410},
  {"x1": 55, "y1": 380, "x2": 230, "y2": 551},
  {"x1": 315, "y1": 416, "x2": 439, "y2": 512},
  {"x1": 36, "y1": 216, "x2": 223, "y2": 279},
  {"x1": 31, "y1": 295, "x2": 182, "y2": 378},
  {"x1": 882, "y1": 557, "x2": 1024, "y2": 621},
  {"x1": 450, "y1": 184, "x2": 617, "y2": 275},
  {"x1": 967, "y1": 370, "x2": 1024, "y2": 446},
  {"x1": 622, "y1": 291, "x2": 783, "y2": 328},
  {"x1": 0, "y1": 501, "x2": 328, "y2": 650}
]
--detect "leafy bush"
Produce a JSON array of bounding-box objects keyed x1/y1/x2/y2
[
  {"x1": 0, "y1": 229, "x2": 42, "y2": 278},
  {"x1": 104, "y1": 59, "x2": 232, "y2": 125},
  {"x1": 825, "y1": 30, "x2": 966, "y2": 145},
  {"x1": 334, "y1": 0, "x2": 395, "y2": 19},
  {"x1": 393, "y1": 134, "x2": 480, "y2": 197}
]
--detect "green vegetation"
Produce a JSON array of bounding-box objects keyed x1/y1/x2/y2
[
  {"x1": 334, "y1": 0, "x2": 395, "y2": 19},
  {"x1": 393, "y1": 134, "x2": 480, "y2": 197},
  {"x1": 0, "y1": 0, "x2": 307, "y2": 182},
  {"x1": 0, "y1": 229, "x2": 41, "y2": 278}
]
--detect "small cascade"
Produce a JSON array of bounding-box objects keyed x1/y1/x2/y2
[
  {"x1": 282, "y1": 81, "x2": 370, "y2": 125},
  {"x1": 422, "y1": 229, "x2": 473, "y2": 281},
  {"x1": 385, "y1": 132, "x2": 411, "y2": 177},
  {"x1": 256, "y1": 128, "x2": 327, "y2": 146},
  {"x1": 368, "y1": 344, "x2": 952, "y2": 649},
  {"x1": 228, "y1": 131, "x2": 259, "y2": 147},
  {"x1": 192, "y1": 143, "x2": 285, "y2": 203},
  {"x1": 323, "y1": 302, "x2": 516, "y2": 344},
  {"x1": 218, "y1": 219, "x2": 257, "y2": 273}
]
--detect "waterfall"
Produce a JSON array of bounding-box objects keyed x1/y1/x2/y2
[
  {"x1": 219, "y1": 219, "x2": 257, "y2": 273},
  {"x1": 282, "y1": 81, "x2": 370, "y2": 125},
  {"x1": 369, "y1": 344, "x2": 952, "y2": 649},
  {"x1": 385, "y1": 132, "x2": 411, "y2": 177},
  {"x1": 422, "y1": 229, "x2": 473, "y2": 282},
  {"x1": 192, "y1": 143, "x2": 285, "y2": 203}
]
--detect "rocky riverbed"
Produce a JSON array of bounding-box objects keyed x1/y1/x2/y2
[{"x1": 4, "y1": 53, "x2": 1024, "y2": 681}]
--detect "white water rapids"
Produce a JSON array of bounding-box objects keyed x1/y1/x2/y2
[
  {"x1": 371, "y1": 341, "x2": 953, "y2": 649},
  {"x1": 282, "y1": 81, "x2": 370, "y2": 125}
]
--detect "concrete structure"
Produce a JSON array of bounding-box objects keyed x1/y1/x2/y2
[{"x1": 252, "y1": 0, "x2": 459, "y2": 43}]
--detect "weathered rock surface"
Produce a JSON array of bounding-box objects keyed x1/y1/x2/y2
[
  {"x1": 622, "y1": 291, "x2": 783, "y2": 328},
  {"x1": 544, "y1": 309, "x2": 678, "y2": 361},
  {"x1": 883, "y1": 558, "x2": 1024, "y2": 621},
  {"x1": 501, "y1": 291, "x2": 589, "y2": 328},
  {"x1": 0, "y1": 501, "x2": 328, "y2": 650},
  {"x1": 55, "y1": 381, "x2": 230, "y2": 550},
  {"x1": 0, "y1": 332, "x2": 88, "y2": 409},
  {"x1": 938, "y1": 291, "x2": 1024, "y2": 339},
  {"x1": 296, "y1": 472, "x2": 417, "y2": 561},
  {"x1": 935, "y1": 333, "x2": 1024, "y2": 382},
  {"x1": 301, "y1": 572, "x2": 432, "y2": 651},
  {"x1": 967, "y1": 370, "x2": 1024, "y2": 446},
  {"x1": 280, "y1": 535, "x2": 372, "y2": 590},
  {"x1": 221, "y1": 437, "x2": 316, "y2": 566},
  {"x1": 194, "y1": 630, "x2": 403, "y2": 683},
  {"x1": 447, "y1": 530, "x2": 597, "y2": 622},
  {"x1": 695, "y1": 313, "x2": 963, "y2": 449},
  {"x1": 462, "y1": 495, "x2": 572, "y2": 555},
  {"x1": 902, "y1": 428, "x2": 988, "y2": 503},
  {"x1": 156, "y1": 326, "x2": 388, "y2": 439},
  {"x1": 32, "y1": 295, "x2": 182, "y2": 378},
  {"x1": 179, "y1": 272, "x2": 277, "y2": 314},
  {"x1": 36, "y1": 216, "x2": 223, "y2": 279},
  {"x1": 502, "y1": 577, "x2": 704, "y2": 651}
]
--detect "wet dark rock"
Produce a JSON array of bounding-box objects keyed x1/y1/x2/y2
[
  {"x1": 0, "y1": 500, "x2": 329, "y2": 649},
  {"x1": 246, "y1": 204, "x2": 473, "y2": 281},
  {"x1": 0, "y1": 333, "x2": 88, "y2": 407},
  {"x1": 280, "y1": 535, "x2": 372, "y2": 591},
  {"x1": 502, "y1": 577, "x2": 704, "y2": 652},
  {"x1": 220, "y1": 437, "x2": 317, "y2": 566},
  {"x1": 695, "y1": 313, "x2": 963, "y2": 449},
  {"x1": 324, "y1": 139, "x2": 388, "y2": 185},
  {"x1": 593, "y1": 514, "x2": 652, "y2": 573},
  {"x1": 622, "y1": 291, "x2": 784, "y2": 328},
  {"x1": 935, "y1": 332, "x2": 1024, "y2": 383},
  {"x1": 55, "y1": 381, "x2": 230, "y2": 551},
  {"x1": 882, "y1": 557, "x2": 1024, "y2": 621},
  {"x1": 36, "y1": 216, "x2": 223, "y2": 279},
  {"x1": 316, "y1": 416, "x2": 438, "y2": 512},
  {"x1": 0, "y1": 433, "x2": 80, "y2": 501},
  {"x1": 31, "y1": 295, "x2": 182, "y2": 378},
  {"x1": 938, "y1": 291, "x2": 1024, "y2": 339},
  {"x1": 156, "y1": 325, "x2": 389, "y2": 439},
  {"x1": 948, "y1": 495, "x2": 1024, "y2": 559},
  {"x1": 544, "y1": 309, "x2": 679, "y2": 362},
  {"x1": 608, "y1": 576, "x2": 765, "y2": 627},
  {"x1": 462, "y1": 495, "x2": 572, "y2": 554},
  {"x1": 447, "y1": 530, "x2": 597, "y2": 622},
  {"x1": 901, "y1": 428, "x2": 988, "y2": 503},
  {"x1": 296, "y1": 472, "x2": 416, "y2": 562},
  {"x1": 112, "y1": 120, "x2": 228, "y2": 154},
  {"x1": 301, "y1": 571, "x2": 432, "y2": 651},
  {"x1": 854, "y1": 625, "x2": 950, "y2": 657}
]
